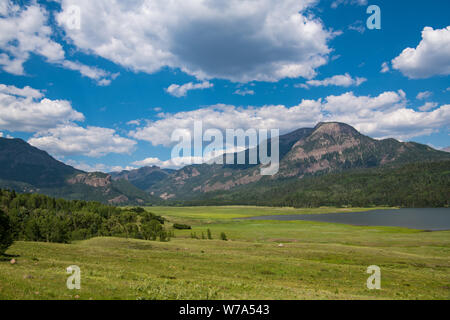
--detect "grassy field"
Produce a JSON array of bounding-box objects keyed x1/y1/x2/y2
[
  {"x1": 0, "y1": 206, "x2": 449, "y2": 300},
  {"x1": 147, "y1": 206, "x2": 391, "y2": 221}
]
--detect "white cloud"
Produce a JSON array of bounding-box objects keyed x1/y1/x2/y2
[
  {"x1": 28, "y1": 124, "x2": 137, "y2": 158},
  {"x1": 133, "y1": 156, "x2": 206, "y2": 169},
  {"x1": 0, "y1": 84, "x2": 84, "y2": 132},
  {"x1": 294, "y1": 83, "x2": 310, "y2": 89},
  {"x1": 61, "y1": 61, "x2": 119, "y2": 86},
  {"x1": 132, "y1": 157, "x2": 182, "y2": 169},
  {"x1": 234, "y1": 89, "x2": 255, "y2": 96},
  {"x1": 303, "y1": 73, "x2": 367, "y2": 88},
  {"x1": 0, "y1": 1, "x2": 115, "y2": 85},
  {"x1": 0, "y1": 131, "x2": 13, "y2": 139},
  {"x1": 130, "y1": 90, "x2": 450, "y2": 145},
  {"x1": 418, "y1": 102, "x2": 438, "y2": 112},
  {"x1": 166, "y1": 81, "x2": 213, "y2": 97},
  {"x1": 416, "y1": 91, "x2": 433, "y2": 100},
  {"x1": 0, "y1": 2, "x2": 63, "y2": 74},
  {"x1": 0, "y1": 84, "x2": 136, "y2": 158},
  {"x1": 348, "y1": 20, "x2": 365, "y2": 34},
  {"x1": 0, "y1": 84, "x2": 44, "y2": 99},
  {"x1": 65, "y1": 160, "x2": 136, "y2": 173},
  {"x1": 392, "y1": 26, "x2": 450, "y2": 79},
  {"x1": 57, "y1": 0, "x2": 334, "y2": 82},
  {"x1": 126, "y1": 120, "x2": 141, "y2": 126},
  {"x1": 331, "y1": 0, "x2": 368, "y2": 8},
  {"x1": 65, "y1": 160, "x2": 109, "y2": 173},
  {"x1": 380, "y1": 62, "x2": 390, "y2": 73},
  {"x1": 133, "y1": 144, "x2": 246, "y2": 169}
]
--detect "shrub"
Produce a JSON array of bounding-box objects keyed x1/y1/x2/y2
[
  {"x1": 173, "y1": 223, "x2": 191, "y2": 230},
  {"x1": 207, "y1": 229, "x2": 212, "y2": 240},
  {"x1": 220, "y1": 232, "x2": 228, "y2": 241},
  {"x1": 0, "y1": 209, "x2": 13, "y2": 255},
  {"x1": 129, "y1": 207, "x2": 145, "y2": 214},
  {"x1": 142, "y1": 220, "x2": 163, "y2": 241}
]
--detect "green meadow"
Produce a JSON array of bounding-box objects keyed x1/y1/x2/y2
[{"x1": 0, "y1": 206, "x2": 449, "y2": 300}]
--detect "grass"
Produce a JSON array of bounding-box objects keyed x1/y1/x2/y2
[
  {"x1": 0, "y1": 206, "x2": 449, "y2": 300},
  {"x1": 146, "y1": 206, "x2": 392, "y2": 220}
]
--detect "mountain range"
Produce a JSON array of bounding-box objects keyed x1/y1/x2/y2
[
  {"x1": 143, "y1": 122, "x2": 450, "y2": 200},
  {"x1": 1, "y1": 122, "x2": 449, "y2": 206},
  {"x1": 0, "y1": 137, "x2": 156, "y2": 205}
]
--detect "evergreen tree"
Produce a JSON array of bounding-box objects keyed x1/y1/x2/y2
[
  {"x1": 207, "y1": 229, "x2": 212, "y2": 240},
  {"x1": 0, "y1": 209, "x2": 13, "y2": 255}
]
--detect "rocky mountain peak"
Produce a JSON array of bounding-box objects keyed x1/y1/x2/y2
[
  {"x1": 67, "y1": 173, "x2": 112, "y2": 188},
  {"x1": 312, "y1": 122, "x2": 361, "y2": 138}
]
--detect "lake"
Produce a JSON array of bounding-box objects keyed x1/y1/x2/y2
[{"x1": 243, "y1": 208, "x2": 450, "y2": 231}]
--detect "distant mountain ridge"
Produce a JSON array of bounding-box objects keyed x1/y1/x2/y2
[
  {"x1": 110, "y1": 166, "x2": 175, "y2": 191},
  {"x1": 147, "y1": 122, "x2": 450, "y2": 200},
  {"x1": 0, "y1": 138, "x2": 81, "y2": 188},
  {"x1": 0, "y1": 137, "x2": 157, "y2": 205},
  {"x1": 1, "y1": 122, "x2": 449, "y2": 205}
]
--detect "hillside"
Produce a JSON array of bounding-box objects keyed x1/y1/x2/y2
[
  {"x1": 0, "y1": 138, "x2": 158, "y2": 205},
  {"x1": 0, "y1": 138, "x2": 81, "y2": 188},
  {"x1": 184, "y1": 160, "x2": 450, "y2": 208},
  {"x1": 110, "y1": 166, "x2": 175, "y2": 191},
  {"x1": 148, "y1": 122, "x2": 450, "y2": 200}
]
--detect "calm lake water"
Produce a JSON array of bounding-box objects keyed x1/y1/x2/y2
[{"x1": 244, "y1": 208, "x2": 450, "y2": 231}]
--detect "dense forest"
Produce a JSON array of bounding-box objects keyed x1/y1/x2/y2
[
  {"x1": 0, "y1": 190, "x2": 170, "y2": 248},
  {"x1": 179, "y1": 161, "x2": 450, "y2": 208}
]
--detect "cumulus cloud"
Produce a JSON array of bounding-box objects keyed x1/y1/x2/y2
[
  {"x1": 234, "y1": 89, "x2": 255, "y2": 96},
  {"x1": 0, "y1": 84, "x2": 43, "y2": 99},
  {"x1": 130, "y1": 90, "x2": 450, "y2": 145},
  {"x1": 57, "y1": 0, "x2": 334, "y2": 82},
  {"x1": 0, "y1": 1, "x2": 64, "y2": 74},
  {"x1": 416, "y1": 91, "x2": 433, "y2": 100},
  {"x1": 0, "y1": 83, "x2": 136, "y2": 158},
  {"x1": 132, "y1": 157, "x2": 183, "y2": 169},
  {"x1": 133, "y1": 144, "x2": 247, "y2": 169},
  {"x1": 348, "y1": 20, "x2": 365, "y2": 34},
  {"x1": 133, "y1": 156, "x2": 210, "y2": 169},
  {"x1": 380, "y1": 62, "x2": 390, "y2": 73},
  {"x1": 331, "y1": 0, "x2": 368, "y2": 8},
  {"x1": 303, "y1": 73, "x2": 367, "y2": 88},
  {"x1": 61, "y1": 61, "x2": 119, "y2": 86},
  {"x1": 0, "y1": 1, "x2": 115, "y2": 85},
  {"x1": 65, "y1": 160, "x2": 136, "y2": 173},
  {"x1": 166, "y1": 81, "x2": 213, "y2": 97},
  {"x1": 392, "y1": 26, "x2": 450, "y2": 79},
  {"x1": 28, "y1": 124, "x2": 137, "y2": 158},
  {"x1": 0, "y1": 84, "x2": 84, "y2": 132},
  {"x1": 418, "y1": 102, "x2": 438, "y2": 112}
]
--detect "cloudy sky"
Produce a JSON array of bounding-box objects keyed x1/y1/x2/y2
[{"x1": 0, "y1": 0, "x2": 449, "y2": 172}]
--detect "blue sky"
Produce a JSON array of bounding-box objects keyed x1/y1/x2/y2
[{"x1": 0, "y1": 0, "x2": 449, "y2": 172}]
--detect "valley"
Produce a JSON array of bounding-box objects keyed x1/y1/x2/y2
[{"x1": 1, "y1": 206, "x2": 449, "y2": 300}]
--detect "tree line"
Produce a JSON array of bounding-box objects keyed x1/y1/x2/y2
[
  {"x1": 178, "y1": 161, "x2": 450, "y2": 208},
  {"x1": 0, "y1": 190, "x2": 170, "y2": 255}
]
